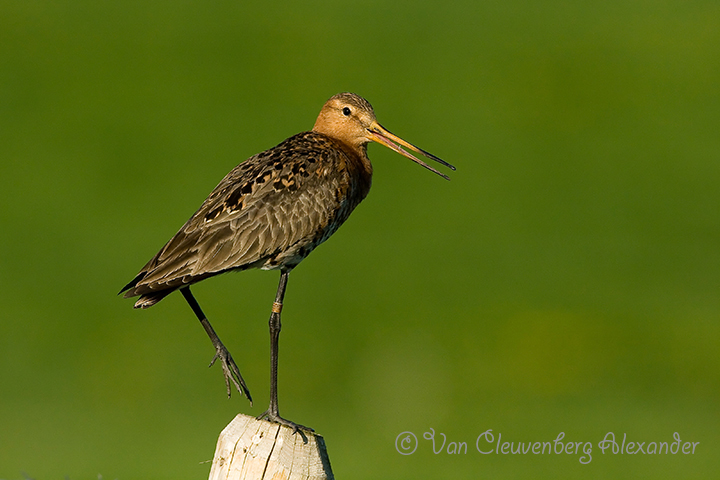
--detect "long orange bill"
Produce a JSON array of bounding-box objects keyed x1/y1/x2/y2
[{"x1": 367, "y1": 123, "x2": 456, "y2": 180}]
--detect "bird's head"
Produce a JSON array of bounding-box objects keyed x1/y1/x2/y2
[{"x1": 313, "y1": 92, "x2": 455, "y2": 180}]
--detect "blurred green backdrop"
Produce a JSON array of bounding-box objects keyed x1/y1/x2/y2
[{"x1": 1, "y1": 0, "x2": 719, "y2": 478}]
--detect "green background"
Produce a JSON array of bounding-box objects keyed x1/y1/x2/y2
[{"x1": 1, "y1": 1, "x2": 718, "y2": 478}]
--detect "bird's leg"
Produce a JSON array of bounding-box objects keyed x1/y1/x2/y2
[
  {"x1": 257, "y1": 271, "x2": 313, "y2": 433},
  {"x1": 180, "y1": 286, "x2": 252, "y2": 403}
]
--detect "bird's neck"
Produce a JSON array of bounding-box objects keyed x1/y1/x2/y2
[{"x1": 331, "y1": 138, "x2": 373, "y2": 199}]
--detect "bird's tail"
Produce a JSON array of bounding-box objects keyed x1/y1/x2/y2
[
  {"x1": 119, "y1": 270, "x2": 172, "y2": 308},
  {"x1": 132, "y1": 291, "x2": 172, "y2": 309}
]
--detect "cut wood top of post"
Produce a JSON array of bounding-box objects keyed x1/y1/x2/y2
[{"x1": 209, "y1": 414, "x2": 334, "y2": 480}]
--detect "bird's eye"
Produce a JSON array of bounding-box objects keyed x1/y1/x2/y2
[{"x1": 342, "y1": 107, "x2": 351, "y2": 116}]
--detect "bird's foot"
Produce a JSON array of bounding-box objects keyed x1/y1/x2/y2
[
  {"x1": 209, "y1": 344, "x2": 252, "y2": 404},
  {"x1": 257, "y1": 410, "x2": 314, "y2": 434}
]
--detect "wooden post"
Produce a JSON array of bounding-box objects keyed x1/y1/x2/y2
[{"x1": 208, "y1": 414, "x2": 335, "y2": 480}]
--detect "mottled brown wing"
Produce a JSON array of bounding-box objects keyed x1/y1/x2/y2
[{"x1": 121, "y1": 132, "x2": 352, "y2": 308}]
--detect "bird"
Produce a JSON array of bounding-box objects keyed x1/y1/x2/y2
[{"x1": 120, "y1": 92, "x2": 455, "y2": 431}]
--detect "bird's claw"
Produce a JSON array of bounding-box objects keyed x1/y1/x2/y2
[
  {"x1": 257, "y1": 410, "x2": 313, "y2": 434},
  {"x1": 211, "y1": 345, "x2": 252, "y2": 404}
]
